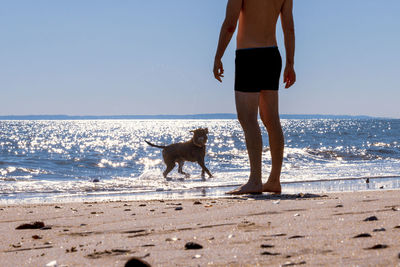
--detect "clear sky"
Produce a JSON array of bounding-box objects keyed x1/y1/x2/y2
[{"x1": 1, "y1": 1, "x2": 399, "y2": 118}]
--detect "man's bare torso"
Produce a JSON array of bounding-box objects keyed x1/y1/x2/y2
[{"x1": 237, "y1": 0, "x2": 285, "y2": 49}]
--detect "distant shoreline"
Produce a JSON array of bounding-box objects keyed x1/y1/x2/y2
[{"x1": 0, "y1": 113, "x2": 389, "y2": 120}]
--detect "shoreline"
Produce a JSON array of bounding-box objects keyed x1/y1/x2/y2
[
  {"x1": 1, "y1": 190, "x2": 400, "y2": 266},
  {"x1": 2, "y1": 176, "x2": 400, "y2": 205}
]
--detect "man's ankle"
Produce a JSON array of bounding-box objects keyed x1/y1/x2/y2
[{"x1": 247, "y1": 178, "x2": 262, "y2": 185}]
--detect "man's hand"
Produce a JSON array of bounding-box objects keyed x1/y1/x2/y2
[
  {"x1": 213, "y1": 58, "x2": 224, "y2": 82},
  {"x1": 283, "y1": 65, "x2": 296, "y2": 89}
]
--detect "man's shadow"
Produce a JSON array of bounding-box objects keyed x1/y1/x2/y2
[{"x1": 231, "y1": 192, "x2": 327, "y2": 201}]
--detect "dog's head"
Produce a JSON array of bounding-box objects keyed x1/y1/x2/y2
[{"x1": 190, "y1": 128, "x2": 209, "y2": 147}]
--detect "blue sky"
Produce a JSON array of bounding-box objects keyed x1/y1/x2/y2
[{"x1": 1, "y1": 1, "x2": 399, "y2": 118}]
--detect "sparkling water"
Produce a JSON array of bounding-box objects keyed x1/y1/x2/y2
[{"x1": 1, "y1": 119, "x2": 399, "y2": 202}]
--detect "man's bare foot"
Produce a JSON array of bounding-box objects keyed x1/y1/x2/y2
[
  {"x1": 226, "y1": 181, "x2": 263, "y2": 195},
  {"x1": 262, "y1": 180, "x2": 281, "y2": 194}
]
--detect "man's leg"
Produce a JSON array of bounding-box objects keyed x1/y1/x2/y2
[
  {"x1": 259, "y1": 90, "x2": 283, "y2": 193},
  {"x1": 227, "y1": 91, "x2": 263, "y2": 194}
]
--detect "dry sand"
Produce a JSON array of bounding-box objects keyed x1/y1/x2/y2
[{"x1": 1, "y1": 190, "x2": 400, "y2": 267}]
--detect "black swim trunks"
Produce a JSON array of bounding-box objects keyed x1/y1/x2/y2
[{"x1": 235, "y1": 46, "x2": 282, "y2": 92}]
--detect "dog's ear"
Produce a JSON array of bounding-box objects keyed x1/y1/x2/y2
[
  {"x1": 189, "y1": 130, "x2": 194, "y2": 133},
  {"x1": 204, "y1": 128, "x2": 209, "y2": 134}
]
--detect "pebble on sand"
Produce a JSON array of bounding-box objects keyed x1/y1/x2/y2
[
  {"x1": 365, "y1": 244, "x2": 388, "y2": 250},
  {"x1": 185, "y1": 242, "x2": 203, "y2": 250},
  {"x1": 16, "y1": 221, "x2": 45, "y2": 230},
  {"x1": 353, "y1": 233, "x2": 372, "y2": 238},
  {"x1": 363, "y1": 216, "x2": 378, "y2": 221},
  {"x1": 261, "y1": 251, "x2": 280, "y2": 256},
  {"x1": 46, "y1": 260, "x2": 57, "y2": 267},
  {"x1": 66, "y1": 246, "x2": 77, "y2": 253},
  {"x1": 125, "y1": 257, "x2": 152, "y2": 267},
  {"x1": 260, "y1": 244, "x2": 274, "y2": 248}
]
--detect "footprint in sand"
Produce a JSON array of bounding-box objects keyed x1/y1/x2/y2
[
  {"x1": 86, "y1": 249, "x2": 132, "y2": 259},
  {"x1": 268, "y1": 233, "x2": 286, "y2": 237},
  {"x1": 281, "y1": 261, "x2": 307, "y2": 266},
  {"x1": 288, "y1": 235, "x2": 305, "y2": 239}
]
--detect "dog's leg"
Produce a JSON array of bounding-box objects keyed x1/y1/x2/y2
[
  {"x1": 197, "y1": 159, "x2": 213, "y2": 179},
  {"x1": 163, "y1": 161, "x2": 176, "y2": 179},
  {"x1": 178, "y1": 161, "x2": 190, "y2": 178},
  {"x1": 201, "y1": 169, "x2": 207, "y2": 181}
]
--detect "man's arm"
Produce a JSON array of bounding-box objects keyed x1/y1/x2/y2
[
  {"x1": 213, "y1": 0, "x2": 243, "y2": 82},
  {"x1": 281, "y1": 0, "x2": 296, "y2": 88}
]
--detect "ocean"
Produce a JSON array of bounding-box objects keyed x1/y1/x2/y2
[{"x1": 1, "y1": 118, "x2": 399, "y2": 203}]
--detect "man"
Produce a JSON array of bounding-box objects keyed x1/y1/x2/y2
[{"x1": 213, "y1": 0, "x2": 296, "y2": 194}]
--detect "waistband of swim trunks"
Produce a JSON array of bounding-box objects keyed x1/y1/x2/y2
[{"x1": 236, "y1": 46, "x2": 278, "y2": 52}]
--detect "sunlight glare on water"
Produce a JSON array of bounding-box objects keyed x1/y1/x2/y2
[{"x1": 0, "y1": 119, "x2": 400, "y2": 202}]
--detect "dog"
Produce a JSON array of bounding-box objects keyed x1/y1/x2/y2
[{"x1": 145, "y1": 128, "x2": 213, "y2": 180}]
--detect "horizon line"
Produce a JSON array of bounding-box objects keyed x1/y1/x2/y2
[{"x1": 0, "y1": 113, "x2": 395, "y2": 120}]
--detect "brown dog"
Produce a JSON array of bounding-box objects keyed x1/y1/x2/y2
[{"x1": 145, "y1": 128, "x2": 213, "y2": 180}]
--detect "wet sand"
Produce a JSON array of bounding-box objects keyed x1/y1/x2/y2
[{"x1": 1, "y1": 190, "x2": 399, "y2": 266}]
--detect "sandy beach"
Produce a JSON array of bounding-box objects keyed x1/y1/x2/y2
[{"x1": 1, "y1": 190, "x2": 399, "y2": 267}]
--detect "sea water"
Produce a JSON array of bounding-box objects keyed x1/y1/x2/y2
[{"x1": 1, "y1": 119, "x2": 399, "y2": 203}]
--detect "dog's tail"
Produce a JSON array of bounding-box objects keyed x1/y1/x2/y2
[{"x1": 145, "y1": 140, "x2": 166, "y2": 149}]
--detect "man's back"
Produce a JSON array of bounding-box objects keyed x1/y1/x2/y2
[
  {"x1": 213, "y1": 0, "x2": 296, "y2": 195},
  {"x1": 237, "y1": 0, "x2": 286, "y2": 49}
]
